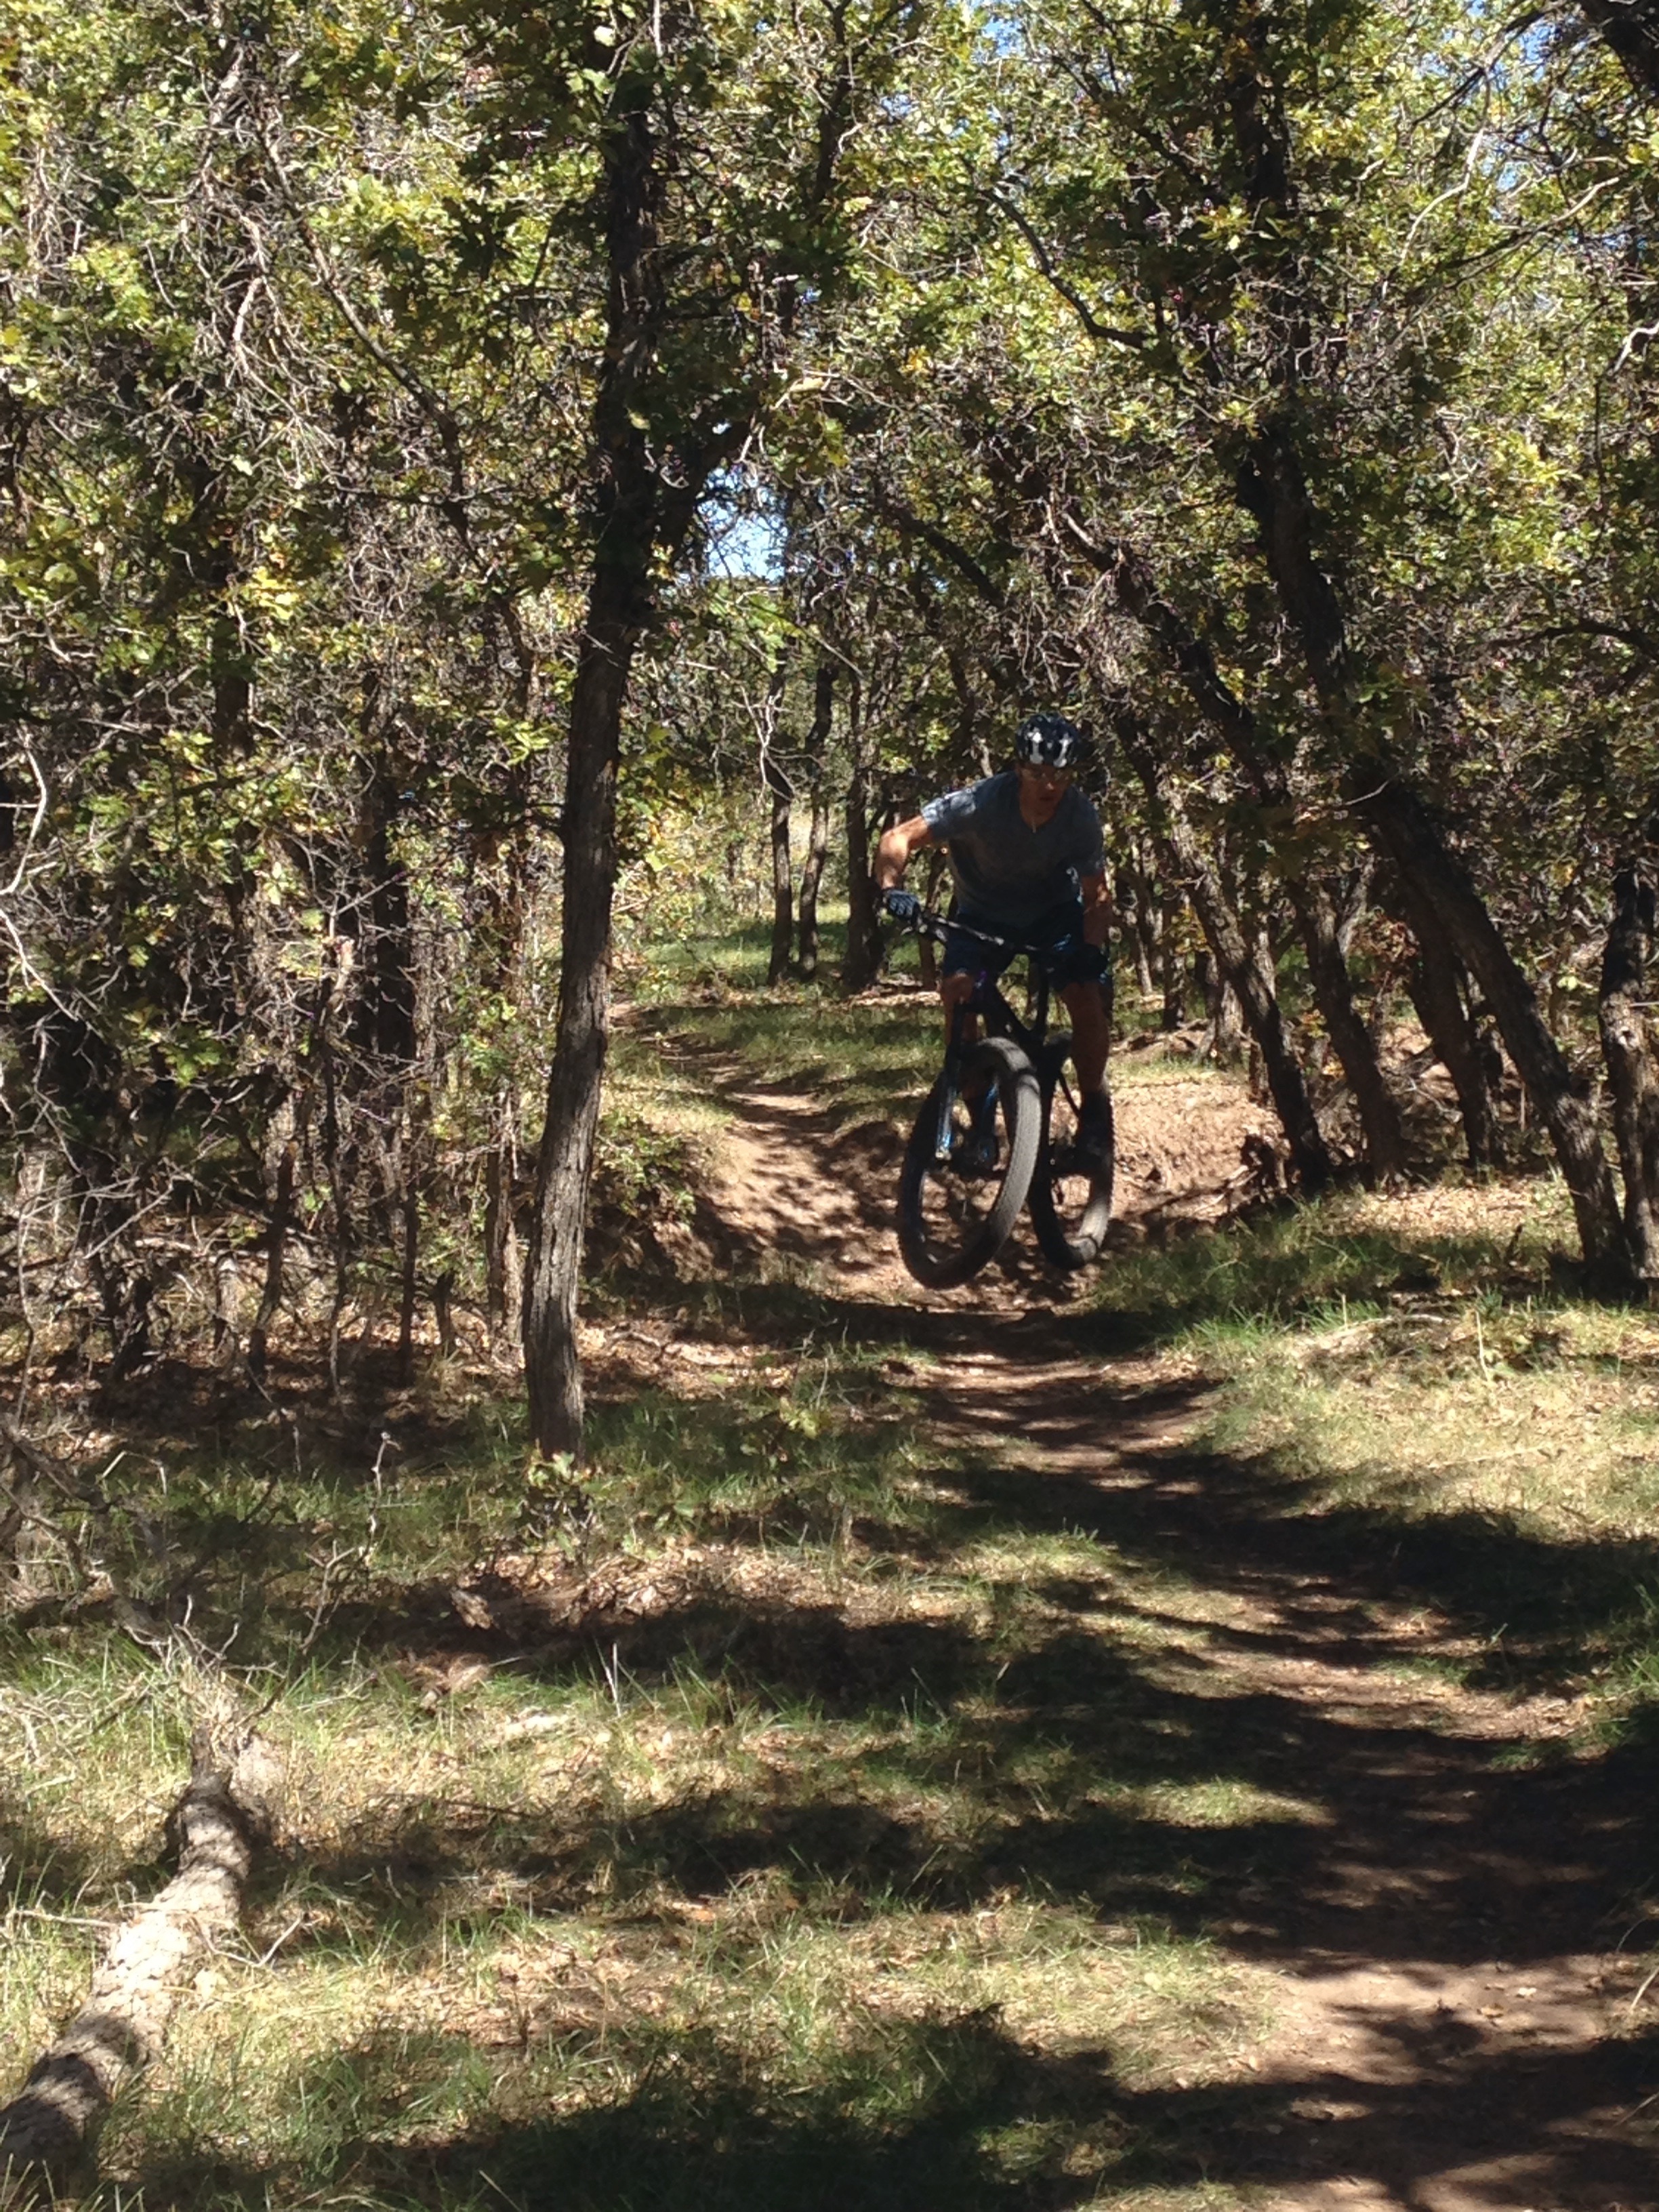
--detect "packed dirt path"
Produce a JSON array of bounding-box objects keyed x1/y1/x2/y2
[{"x1": 694, "y1": 1058, "x2": 1658, "y2": 2211}]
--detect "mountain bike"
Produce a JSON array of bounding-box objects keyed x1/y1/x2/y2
[{"x1": 889, "y1": 905, "x2": 1115, "y2": 1288}]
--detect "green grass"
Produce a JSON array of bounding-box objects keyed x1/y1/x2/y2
[{"x1": 0, "y1": 1379, "x2": 1288, "y2": 2209}]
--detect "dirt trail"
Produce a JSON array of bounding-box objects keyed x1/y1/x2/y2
[
  {"x1": 698, "y1": 1050, "x2": 1277, "y2": 1303},
  {"x1": 695, "y1": 1061, "x2": 1658, "y2": 2211}
]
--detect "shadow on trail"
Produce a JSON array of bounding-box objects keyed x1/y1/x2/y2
[
  {"x1": 640, "y1": 1265, "x2": 1659, "y2": 1702},
  {"x1": 236, "y1": 1311, "x2": 1659, "y2": 2208},
  {"x1": 124, "y1": 2005, "x2": 1659, "y2": 2210},
  {"x1": 211, "y1": 1174, "x2": 1659, "y2": 2209},
  {"x1": 300, "y1": 1391, "x2": 1658, "y2": 1971}
]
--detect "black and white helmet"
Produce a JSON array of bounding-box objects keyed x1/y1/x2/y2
[{"x1": 1015, "y1": 711, "x2": 1092, "y2": 773}]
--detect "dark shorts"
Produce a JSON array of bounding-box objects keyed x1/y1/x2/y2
[{"x1": 941, "y1": 897, "x2": 1085, "y2": 982}]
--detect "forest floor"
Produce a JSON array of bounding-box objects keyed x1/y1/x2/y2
[{"x1": 3, "y1": 958, "x2": 1659, "y2": 2210}]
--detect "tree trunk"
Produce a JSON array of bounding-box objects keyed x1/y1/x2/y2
[
  {"x1": 759, "y1": 658, "x2": 794, "y2": 985},
  {"x1": 247, "y1": 1128, "x2": 295, "y2": 1380},
  {"x1": 1287, "y1": 876, "x2": 1408, "y2": 1183},
  {"x1": 1599, "y1": 863, "x2": 1659, "y2": 1281},
  {"x1": 523, "y1": 74, "x2": 691, "y2": 1461},
  {"x1": 479, "y1": 765, "x2": 531, "y2": 1345},
  {"x1": 1123, "y1": 866, "x2": 1155, "y2": 996},
  {"x1": 348, "y1": 755, "x2": 417, "y2": 1071},
  {"x1": 1382, "y1": 869, "x2": 1501, "y2": 1169},
  {"x1": 796, "y1": 665, "x2": 834, "y2": 979},
  {"x1": 1191, "y1": 845, "x2": 1327, "y2": 1187},
  {"x1": 798, "y1": 781, "x2": 830, "y2": 980},
  {"x1": 483, "y1": 1087, "x2": 521, "y2": 1339},
  {"x1": 523, "y1": 581, "x2": 634, "y2": 1460},
  {"x1": 1163, "y1": 895, "x2": 1187, "y2": 1028},
  {"x1": 1123, "y1": 724, "x2": 1330, "y2": 1189},
  {"x1": 396, "y1": 1130, "x2": 420, "y2": 1387},
  {"x1": 841, "y1": 682, "x2": 881, "y2": 991},
  {"x1": 842, "y1": 765, "x2": 878, "y2": 989},
  {"x1": 1362, "y1": 780, "x2": 1624, "y2": 1273},
  {"x1": 766, "y1": 773, "x2": 794, "y2": 985},
  {"x1": 1204, "y1": 963, "x2": 1244, "y2": 1059}
]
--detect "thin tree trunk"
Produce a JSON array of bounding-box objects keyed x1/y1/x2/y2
[
  {"x1": 247, "y1": 1128, "x2": 295, "y2": 1381},
  {"x1": 798, "y1": 773, "x2": 830, "y2": 980},
  {"x1": 1362, "y1": 780, "x2": 1624, "y2": 1271},
  {"x1": 484, "y1": 1088, "x2": 521, "y2": 1339},
  {"x1": 841, "y1": 678, "x2": 881, "y2": 991},
  {"x1": 842, "y1": 763, "x2": 876, "y2": 989},
  {"x1": 1192, "y1": 846, "x2": 1326, "y2": 1186},
  {"x1": 523, "y1": 76, "x2": 670, "y2": 1462},
  {"x1": 766, "y1": 773, "x2": 794, "y2": 985},
  {"x1": 523, "y1": 581, "x2": 633, "y2": 1460},
  {"x1": 480, "y1": 766, "x2": 531, "y2": 1344},
  {"x1": 1163, "y1": 895, "x2": 1187, "y2": 1028},
  {"x1": 796, "y1": 664, "x2": 834, "y2": 977},
  {"x1": 1599, "y1": 863, "x2": 1659, "y2": 1281},
  {"x1": 1384, "y1": 869, "x2": 1502, "y2": 1168},
  {"x1": 760, "y1": 659, "x2": 794, "y2": 984},
  {"x1": 396, "y1": 1132, "x2": 420, "y2": 1387},
  {"x1": 1123, "y1": 724, "x2": 1330, "y2": 1189},
  {"x1": 1124, "y1": 867, "x2": 1155, "y2": 996},
  {"x1": 1288, "y1": 877, "x2": 1408, "y2": 1183}
]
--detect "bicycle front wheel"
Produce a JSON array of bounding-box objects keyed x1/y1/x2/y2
[
  {"x1": 1029, "y1": 1034, "x2": 1114, "y2": 1270},
  {"x1": 897, "y1": 1036, "x2": 1040, "y2": 1288}
]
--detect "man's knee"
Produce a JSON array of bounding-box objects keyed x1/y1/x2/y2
[{"x1": 940, "y1": 970, "x2": 974, "y2": 1010}]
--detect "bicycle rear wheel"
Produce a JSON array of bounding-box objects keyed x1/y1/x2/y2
[
  {"x1": 897, "y1": 1035, "x2": 1040, "y2": 1288},
  {"x1": 1029, "y1": 1034, "x2": 1114, "y2": 1270}
]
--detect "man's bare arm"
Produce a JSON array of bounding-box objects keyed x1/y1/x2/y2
[
  {"x1": 1080, "y1": 869, "x2": 1113, "y2": 947},
  {"x1": 875, "y1": 814, "x2": 934, "y2": 892}
]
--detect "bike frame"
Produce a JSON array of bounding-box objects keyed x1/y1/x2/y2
[{"x1": 916, "y1": 910, "x2": 1059, "y2": 1160}]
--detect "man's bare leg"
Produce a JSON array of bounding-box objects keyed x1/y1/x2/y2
[
  {"x1": 1058, "y1": 979, "x2": 1110, "y2": 1097},
  {"x1": 940, "y1": 968, "x2": 977, "y2": 1052}
]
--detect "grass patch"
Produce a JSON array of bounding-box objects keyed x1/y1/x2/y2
[{"x1": 0, "y1": 1345, "x2": 1290, "y2": 2208}]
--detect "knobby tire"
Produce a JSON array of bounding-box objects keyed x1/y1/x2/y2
[
  {"x1": 897, "y1": 1035, "x2": 1040, "y2": 1288},
  {"x1": 1029, "y1": 1033, "x2": 1114, "y2": 1270}
]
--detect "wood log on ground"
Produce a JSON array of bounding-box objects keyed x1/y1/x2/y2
[{"x1": 0, "y1": 1722, "x2": 282, "y2": 2200}]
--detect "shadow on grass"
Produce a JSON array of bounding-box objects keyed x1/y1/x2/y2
[
  {"x1": 0, "y1": 1800, "x2": 125, "y2": 1917},
  {"x1": 276, "y1": 1347, "x2": 1658, "y2": 1977},
  {"x1": 291, "y1": 1558, "x2": 1654, "y2": 1975},
  {"x1": 123, "y1": 2005, "x2": 1659, "y2": 2211},
  {"x1": 73, "y1": 1220, "x2": 1659, "y2": 2207}
]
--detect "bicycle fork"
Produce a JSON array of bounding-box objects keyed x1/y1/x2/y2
[{"x1": 935, "y1": 1006, "x2": 999, "y2": 1172}]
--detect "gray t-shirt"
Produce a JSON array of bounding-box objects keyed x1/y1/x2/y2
[{"x1": 922, "y1": 772, "x2": 1105, "y2": 933}]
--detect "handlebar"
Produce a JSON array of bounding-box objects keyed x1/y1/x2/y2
[
  {"x1": 888, "y1": 901, "x2": 1108, "y2": 985},
  {"x1": 895, "y1": 904, "x2": 1040, "y2": 960}
]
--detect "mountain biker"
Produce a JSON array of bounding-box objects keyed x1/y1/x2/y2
[{"x1": 874, "y1": 712, "x2": 1113, "y2": 1160}]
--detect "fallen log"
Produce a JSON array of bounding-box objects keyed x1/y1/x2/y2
[{"x1": 0, "y1": 1720, "x2": 283, "y2": 2199}]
